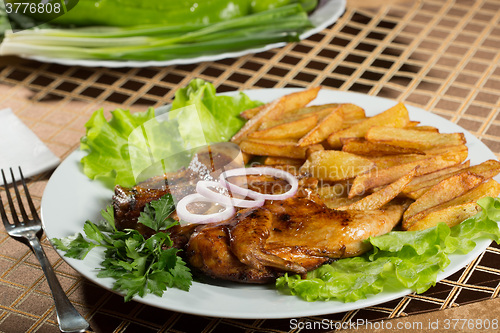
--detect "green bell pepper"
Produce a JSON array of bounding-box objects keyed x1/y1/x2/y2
[{"x1": 53, "y1": 0, "x2": 252, "y2": 27}]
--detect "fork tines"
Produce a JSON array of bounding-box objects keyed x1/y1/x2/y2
[{"x1": 0, "y1": 167, "x2": 40, "y2": 226}]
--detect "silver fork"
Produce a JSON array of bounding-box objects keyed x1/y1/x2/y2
[{"x1": 0, "y1": 167, "x2": 90, "y2": 333}]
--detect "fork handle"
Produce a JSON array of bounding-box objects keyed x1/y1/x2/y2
[{"x1": 28, "y1": 235, "x2": 90, "y2": 333}]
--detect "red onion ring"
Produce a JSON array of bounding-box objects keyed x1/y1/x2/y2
[
  {"x1": 219, "y1": 167, "x2": 298, "y2": 201},
  {"x1": 196, "y1": 181, "x2": 265, "y2": 208},
  {"x1": 176, "y1": 193, "x2": 235, "y2": 224}
]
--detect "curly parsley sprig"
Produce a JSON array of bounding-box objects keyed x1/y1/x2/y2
[{"x1": 52, "y1": 194, "x2": 192, "y2": 302}]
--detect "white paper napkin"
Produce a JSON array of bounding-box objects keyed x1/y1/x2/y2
[{"x1": 0, "y1": 108, "x2": 60, "y2": 184}]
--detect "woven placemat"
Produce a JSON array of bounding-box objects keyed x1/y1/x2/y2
[{"x1": 0, "y1": 0, "x2": 499, "y2": 332}]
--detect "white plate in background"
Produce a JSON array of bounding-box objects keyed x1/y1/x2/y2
[{"x1": 23, "y1": 0, "x2": 346, "y2": 68}]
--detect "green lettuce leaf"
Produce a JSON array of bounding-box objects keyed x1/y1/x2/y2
[
  {"x1": 80, "y1": 108, "x2": 156, "y2": 188},
  {"x1": 170, "y1": 78, "x2": 262, "y2": 143},
  {"x1": 276, "y1": 196, "x2": 500, "y2": 302},
  {"x1": 80, "y1": 79, "x2": 262, "y2": 188}
]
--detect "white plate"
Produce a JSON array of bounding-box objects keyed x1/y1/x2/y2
[
  {"x1": 41, "y1": 88, "x2": 496, "y2": 319},
  {"x1": 21, "y1": 0, "x2": 345, "y2": 68}
]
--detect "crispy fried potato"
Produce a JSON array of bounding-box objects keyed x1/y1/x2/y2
[
  {"x1": 407, "y1": 203, "x2": 481, "y2": 231},
  {"x1": 249, "y1": 114, "x2": 318, "y2": 140},
  {"x1": 266, "y1": 164, "x2": 301, "y2": 176},
  {"x1": 235, "y1": 89, "x2": 496, "y2": 234},
  {"x1": 265, "y1": 86, "x2": 321, "y2": 120},
  {"x1": 232, "y1": 99, "x2": 285, "y2": 144},
  {"x1": 420, "y1": 144, "x2": 468, "y2": 155},
  {"x1": 279, "y1": 103, "x2": 339, "y2": 119},
  {"x1": 408, "y1": 126, "x2": 440, "y2": 132},
  {"x1": 239, "y1": 139, "x2": 309, "y2": 159},
  {"x1": 367, "y1": 145, "x2": 468, "y2": 170},
  {"x1": 300, "y1": 150, "x2": 375, "y2": 182},
  {"x1": 402, "y1": 172, "x2": 484, "y2": 226},
  {"x1": 232, "y1": 87, "x2": 320, "y2": 143},
  {"x1": 305, "y1": 144, "x2": 325, "y2": 159},
  {"x1": 405, "y1": 179, "x2": 500, "y2": 231},
  {"x1": 341, "y1": 138, "x2": 424, "y2": 156},
  {"x1": 322, "y1": 197, "x2": 361, "y2": 209},
  {"x1": 465, "y1": 159, "x2": 500, "y2": 180},
  {"x1": 368, "y1": 153, "x2": 432, "y2": 169},
  {"x1": 263, "y1": 156, "x2": 305, "y2": 166},
  {"x1": 298, "y1": 106, "x2": 343, "y2": 146},
  {"x1": 259, "y1": 105, "x2": 336, "y2": 130},
  {"x1": 405, "y1": 161, "x2": 470, "y2": 188},
  {"x1": 240, "y1": 104, "x2": 266, "y2": 120},
  {"x1": 338, "y1": 168, "x2": 416, "y2": 210},
  {"x1": 403, "y1": 159, "x2": 500, "y2": 199},
  {"x1": 365, "y1": 127, "x2": 465, "y2": 150},
  {"x1": 317, "y1": 183, "x2": 351, "y2": 200},
  {"x1": 242, "y1": 152, "x2": 253, "y2": 164},
  {"x1": 341, "y1": 103, "x2": 366, "y2": 120},
  {"x1": 327, "y1": 103, "x2": 410, "y2": 148},
  {"x1": 405, "y1": 121, "x2": 420, "y2": 127},
  {"x1": 348, "y1": 149, "x2": 468, "y2": 198}
]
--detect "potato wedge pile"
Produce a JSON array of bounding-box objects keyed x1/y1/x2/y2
[{"x1": 232, "y1": 87, "x2": 500, "y2": 231}]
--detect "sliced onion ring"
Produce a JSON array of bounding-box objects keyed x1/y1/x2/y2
[
  {"x1": 219, "y1": 167, "x2": 298, "y2": 201},
  {"x1": 176, "y1": 193, "x2": 235, "y2": 224},
  {"x1": 196, "y1": 181, "x2": 265, "y2": 208}
]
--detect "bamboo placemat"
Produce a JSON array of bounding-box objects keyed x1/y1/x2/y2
[{"x1": 0, "y1": 0, "x2": 499, "y2": 332}]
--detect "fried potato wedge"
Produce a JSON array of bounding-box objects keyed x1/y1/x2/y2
[
  {"x1": 408, "y1": 125, "x2": 440, "y2": 132},
  {"x1": 338, "y1": 168, "x2": 416, "y2": 211},
  {"x1": 232, "y1": 87, "x2": 320, "y2": 143},
  {"x1": 407, "y1": 203, "x2": 481, "y2": 231},
  {"x1": 298, "y1": 106, "x2": 343, "y2": 146},
  {"x1": 403, "y1": 159, "x2": 500, "y2": 199},
  {"x1": 368, "y1": 153, "x2": 433, "y2": 169},
  {"x1": 405, "y1": 121, "x2": 420, "y2": 127},
  {"x1": 263, "y1": 156, "x2": 305, "y2": 166},
  {"x1": 266, "y1": 86, "x2": 321, "y2": 120},
  {"x1": 322, "y1": 197, "x2": 361, "y2": 209},
  {"x1": 327, "y1": 102, "x2": 410, "y2": 148},
  {"x1": 240, "y1": 104, "x2": 266, "y2": 120},
  {"x1": 367, "y1": 145, "x2": 468, "y2": 170},
  {"x1": 341, "y1": 138, "x2": 424, "y2": 156},
  {"x1": 266, "y1": 164, "x2": 301, "y2": 176},
  {"x1": 232, "y1": 99, "x2": 285, "y2": 144},
  {"x1": 420, "y1": 144, "x2": 468, "y2": 156},
  {"x1": 403, "y1": 161, "x2": 470, "y2": 192},
  {"x1": 239, "y1": 139, "x2": 309, "y2": 159},
  {"x1": 259, "y1": 105, "x2": 337, "y2": 130},
  {"x1": 280, "y1": 103, "x2": 339, "y2": 119},
  {"x1": 317, "y1": 183, "x2": 351, "y2": 200},
  {"x1": 365, "y1": 127, "x2": 465, "y2": 150},
  {"x1": 405, "y1": 179, "x2": 500, "y2": 231},
  {"x1": 305, "y1": 144, "x2": 325, "y2": 158},
  {"x1": 348, "y1": 149, "x2": 468, "y2": 198},
  {"x1": 249, "y1": 114, "x2": 318, "y2": 140},
  {"x1": 341, "y1": 103, "x2": 366, "y2": 120},
  {"x1": 340, "y1": 118, "x2": 365, "y2": 130},
  {"x1": 300, "y1": 150, "x2": 375, "y2": 182},
  {"x1": 402, "y1": 172, "x2": 484, "y2": 225}
]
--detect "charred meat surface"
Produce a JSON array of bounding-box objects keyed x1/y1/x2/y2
[
  {"x1": 112, "y1": 145, "x2": 405, "y2": 284},
  {"x1": 186, "y1": 221, "x2": 277, "y2": 283},
  {"x1": 187, "y1": 197, "x2": 404, "y2": 283},
  {"x1": 113, "y1": 144, "x2": 242, "y2": 231}
]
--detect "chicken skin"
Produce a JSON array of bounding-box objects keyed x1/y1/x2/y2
[
  {"x1": 186, "y1": 196, "x2": 405, "y2": 283},
  {"x1": 112, "y1": 144, "x2": 406, "y2": 284}
]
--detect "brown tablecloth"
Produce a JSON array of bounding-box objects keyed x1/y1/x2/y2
[{"x1": 1, "y1": 0, "x2": 500, "y2": 332}]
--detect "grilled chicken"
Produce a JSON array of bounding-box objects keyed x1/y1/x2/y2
[
  {"x1": 112, "y1": 143, "x2": 406, "y2": 284},
  {"x1": 186, "y1": 197, "x2": 405, "y2": 283},
  {"x1": 113, "y1": 143, "x2": 243, "y2": 233}
]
